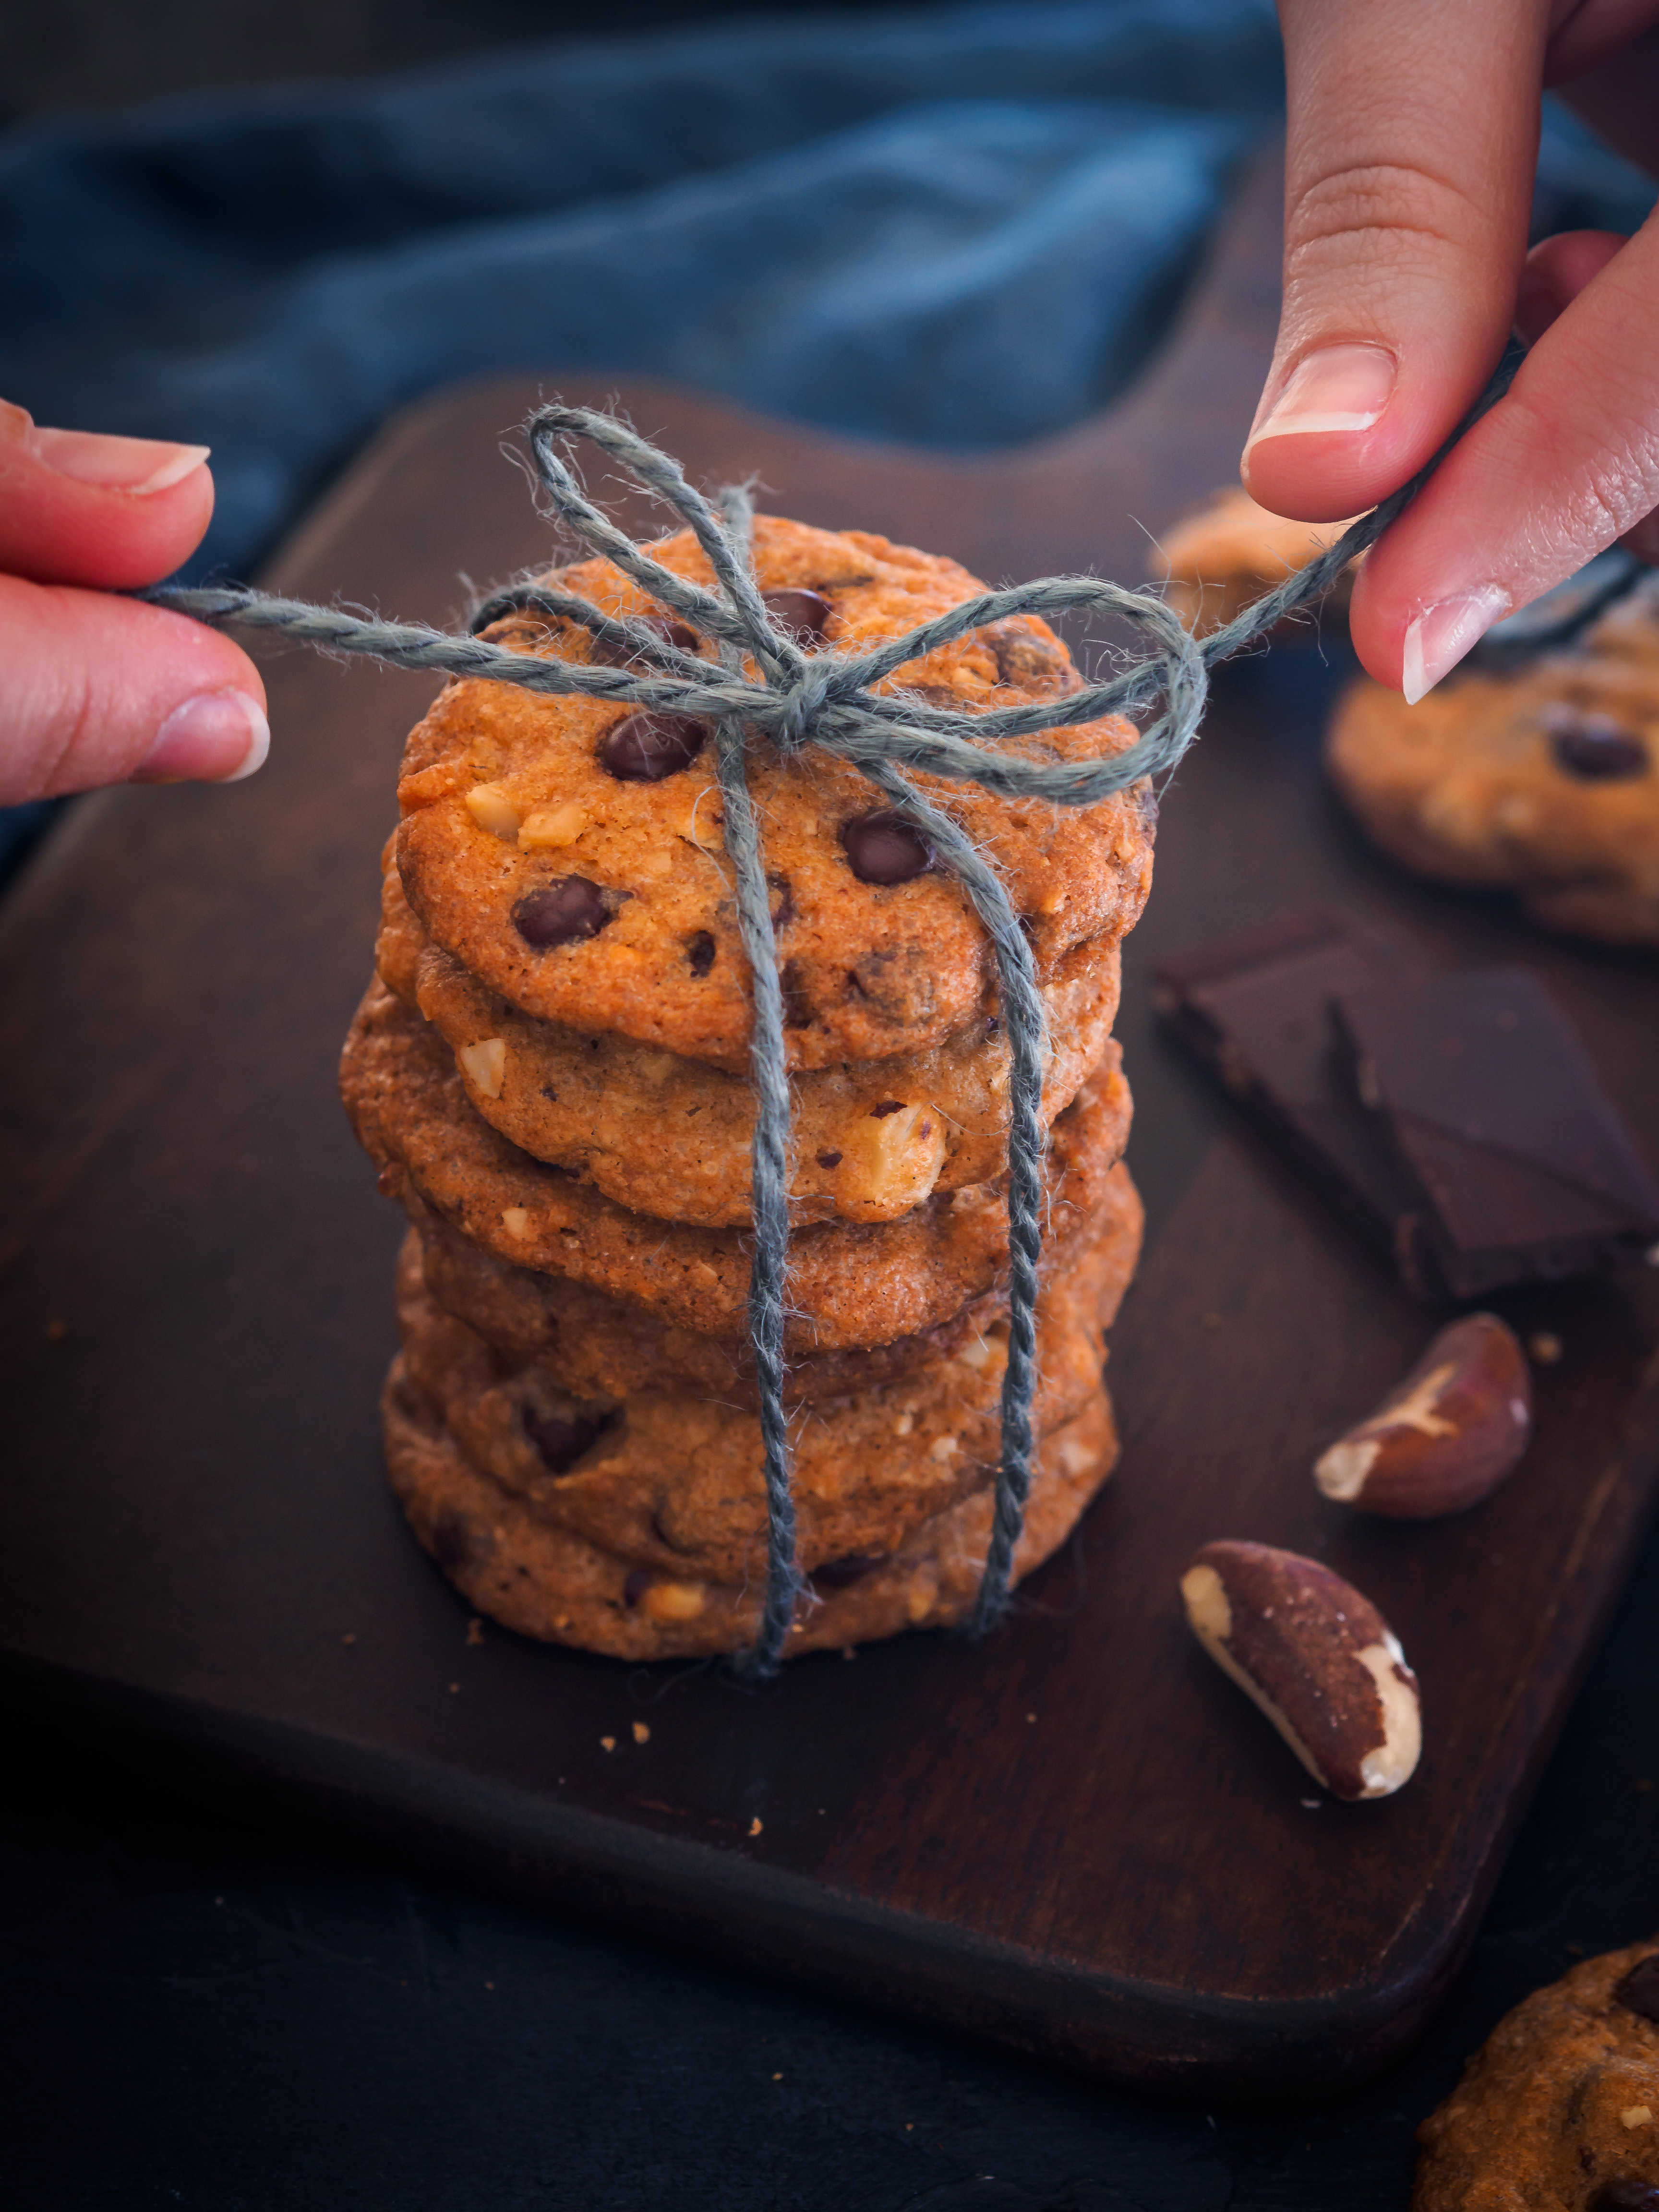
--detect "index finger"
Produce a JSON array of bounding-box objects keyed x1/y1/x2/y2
[
  {"x1": 1242, "y1": 0, "x2": 1549, "y2": 525},
  {"x1": 0, "y1": 401, "x2": 216, "y2": 588}
]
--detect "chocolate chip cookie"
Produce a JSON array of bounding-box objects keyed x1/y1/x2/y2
[
  {"x1": 1328, "y1": 589, "x2": 1659, "y2": 946},
  {"x1": 383, "y1": 1357, "x2": 1118, "y2": 1660},
  {"x1": 384, "y1": 859, "x2": 1123, "y2": 1227},
  {"x1": 394, "y1": 1164, "x2": 1139, "y2": 1584},
  {"x1": 341, "y1": 977, "x2": 1133, "y2": 1351},
  {"x1": 405, "y1": 1146, "x2": 1141, "y2": 1407},
  {"x1": 1413, "y1": 1938, "x2": 1659, "y2": 2209},
  {"x1": 394, "y1": 514, "x2": 1154, "y2": 1070},
  {"x1": 1154, "y1": 486, "x2": 1357, "y2": 637}
]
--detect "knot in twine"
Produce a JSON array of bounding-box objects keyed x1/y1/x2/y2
[{"x1": 146, "y1": 369, "x2": 1515, "y2": 1677}]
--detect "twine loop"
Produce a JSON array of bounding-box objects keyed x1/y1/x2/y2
[{"x1": 144, "y1": 361, "x2": 1521, "y2": 1677}]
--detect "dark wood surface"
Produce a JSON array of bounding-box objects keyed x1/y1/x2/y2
[{"x1": 5, "y1": 159, "x2": 1659, "y2": 2095}]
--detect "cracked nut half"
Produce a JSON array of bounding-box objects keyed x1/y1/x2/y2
[
  {"x1": 1314, "y1": 1314, "x2": 1531, "y2": 1518},
  {"x1": 1180, "y1": 1539, "x2": 1421, "y2": 1801}
]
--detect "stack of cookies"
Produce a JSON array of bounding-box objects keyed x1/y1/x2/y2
[{"x1": 339, "y1": 512, "x2": 1155, "y2": 1660}]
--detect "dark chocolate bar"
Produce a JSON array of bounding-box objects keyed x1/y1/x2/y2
[
  {"x1": 1152, "y1": 908, "x2": 1448, "y2": 1294},
  {"x1": 1154, "y1": 907, "x2": 1659, "y2": 1301},
  {"x1": 1334, "y1": 969, "x2": 1659, "y2": 1298}
]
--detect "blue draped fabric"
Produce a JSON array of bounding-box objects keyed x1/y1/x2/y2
[{"x1": 0, "y1": 0, "x2": 1653, "y2": 877}]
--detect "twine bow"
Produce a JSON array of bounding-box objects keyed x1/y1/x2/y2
[{"x1": 146, "y1": 368, "x2": 1517, "y2": 1675}]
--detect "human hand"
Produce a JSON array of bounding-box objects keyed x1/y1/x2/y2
[
  {"x1": 0, "y1": 401, "x2": 267, "y2": 806},
  {"x1": 1241, "y1": 0, "x2": 1659, "y2": 701}
]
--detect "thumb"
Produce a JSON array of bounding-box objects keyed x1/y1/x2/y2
[
  {"x1": 0, "y1": 576, "x2": 269, "y2": 805},
  {"x1": 1242, "y1": 0, "x2": 1550, "y2": 524}
]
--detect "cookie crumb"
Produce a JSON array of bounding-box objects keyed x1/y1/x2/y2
[
  {"x1": 465, "y1": 1617, "x2": 484, "y2": 1647},
  {"x1": 748, "y1": 1816, "x2": 763, "y2": 1837},
  {"x1": 484, "y1": 1981, "x2": 494, "y2": 1991},
  {"x1": 448, "y1": 1682, "x2": 460, "y2": 1695},
  {"x1": 1025, "y1": 1712, "x2": 1037, "y2": 1724},
  {"x1": 340, "y1": 1633, "x2": 357, "y2": 1647},
  {"x1": 842, "y1": 1646, "x2": 857, "y2": 1661},
  {"x1": 632, "y1": 1721, "x2": 650, "y2": 1744},
  {"x1": 771, "y1": 2073, "x2": 782, "y2": 2082},
  {"x1": 45, "y1": 1318, "x2": 67, "y2": 1343},
  {"x1": 1529, "y1": 1331, "x2": 1563, "y2": 1364},
  {"x1": 600, "y1": 1735, "x2": 616, "y2": 1752}
]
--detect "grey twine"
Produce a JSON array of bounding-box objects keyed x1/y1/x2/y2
[{"x1": 144, "y1": 365, "x2": 1516, "y2": 1676}]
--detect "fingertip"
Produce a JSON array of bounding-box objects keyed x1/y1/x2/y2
[
  {"x1": 30, "y1": 425, "x2": 213, "y2": 497},
  {"x1": 132, "y1": 687, "x2": 270, "y2": 786},
  {"x1": 1515, "y1": 230, "x2": 1627, "y2": 348},
  {"x1": 0, "y1": 405, "x2": 219, "y2": 587}
]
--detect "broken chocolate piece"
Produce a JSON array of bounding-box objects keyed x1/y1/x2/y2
[
  {"x1": 1153, "y1": 907, "x2": 1445, "y2": 1295},
  {"x1": 1335, "y1": 969, "x2": 1659, "y2": 1298}
]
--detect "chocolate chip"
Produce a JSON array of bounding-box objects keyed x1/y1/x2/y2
[
  {"x1": 1615, "y1": 1956, "x2": 1659, "y2": 2022},
  {"x1": 810, "y1": 1552, "x2": 887, "y2": 1589},
  {"x1": 983, "y1": 617, "x2": 1083, "y2": 696},
  {"x1": 1547, "y1": 709, "x2": 1649, "y2": 780},
  {"x1": 601, "y1": 710, "x2": 709, "y2": 781},
  {"x1": 523, "y1": 1406, "x2": 611, "y2": 1474},
  {"x1": 841, "y1": 810, "x2": 934, "y2": 885},
  {"x1": 846, "y1": 944, "x2": 937, "y2": 1024},
  {"x1": 769, "y1": 874, "x2": 795, "y2": 929},
  {"x1": 816, "y1": 1149, "x2": 842, "y2": 1169},
  {"x1": 429, "y1": 1510, "x2": 472, "y2": 1570},
  {"x1": 869, "y1": 1099, "x2": 905, "y2": 1119},
  {"x1": 1589, "y1": 2183, "x2": 1659, "y2": 2210},
  {"x1": 588, "y1": 611, "x2": 699, "y2": 664},
  {"x1": 686, "y1": 929, "x2": 716, "y2": 976},
  {"x1": 762, "y1": 587, "x2": 832, "y2": 644},
  {"x1": 512, "y1": 877, "x2": 612, "y2": 948},
  {"x1": 623, "y1": 1569, "x2": 651, "y2": 1608}
]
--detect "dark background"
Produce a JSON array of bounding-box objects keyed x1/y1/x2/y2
[
  {"x1": 6, "y1": 8, "x2": 1659, "y2": 2210},
  {"x1": 0, "y1": 0, "x2": 949, "y2": 123}
]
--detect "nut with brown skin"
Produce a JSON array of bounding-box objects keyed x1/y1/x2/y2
[
  {"x1": 1180, "y1": 1540, "x2": 1421, "y2": 1801},
  {"x1": 1314, "y1": 1314, "x2": 1531, "y2": 1518}
]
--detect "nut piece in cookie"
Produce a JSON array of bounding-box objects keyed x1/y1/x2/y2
[
  {"x1": 1315, "y1": 1313, "x2": 1532, "y2": 1517},
  {"x1": 1412, "y1": 1936, "x2": 1659, "y2": 2210},
  {"x1": 1180, "y1": 1539, "x2": 1420, "y2": 1800}
]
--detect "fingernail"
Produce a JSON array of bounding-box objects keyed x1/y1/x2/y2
[
  {"x1": 30, "y1": 424, "x2": 210, "y2": 495},
  {"x1": 1401, "y1": 587, "x2": 1511, "y2": 705},
  {"x1": 1248, "y1": 344, "x2": 1397, "y2": 445},
  {"x1": 134, "y1": 689, "x2": 269, "y2": 784}
]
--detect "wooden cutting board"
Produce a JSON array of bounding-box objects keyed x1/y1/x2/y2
[{"x1": 5, "y1": 158, "x2": 1659, "y2": 2095}]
